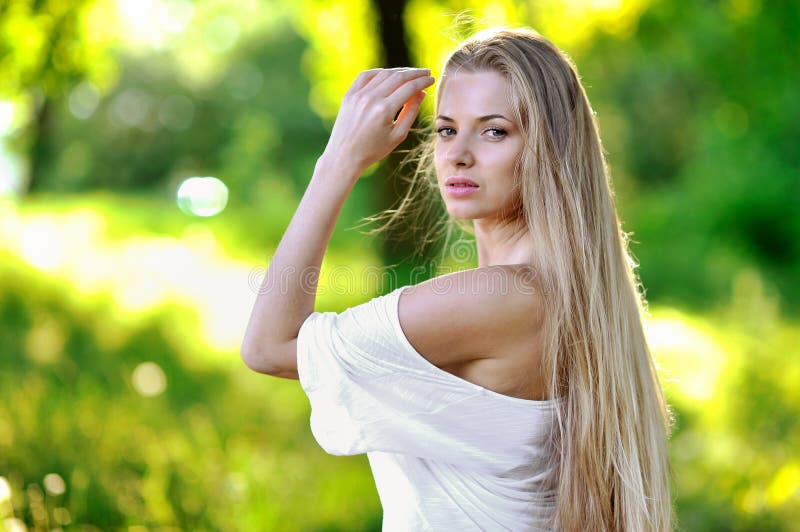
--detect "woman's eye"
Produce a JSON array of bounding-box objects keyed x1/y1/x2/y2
[
  {"x1": 436, "y1": 127, "x2": 455, "y2": 136},
  {"x1": 487, "y1": 127, "x2": 507, "y2": 138}
]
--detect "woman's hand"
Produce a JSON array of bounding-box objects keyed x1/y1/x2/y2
[
  {"x1": 321, "y1": 67, "x2": 435, "y2": 178},
  {"x1": 243, "y1": 68, "x2": 433, "y2": 375}
]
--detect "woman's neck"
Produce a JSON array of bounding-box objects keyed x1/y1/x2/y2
[{"x1": 473, "y1": 216, "x2": 532, "y2": 268}]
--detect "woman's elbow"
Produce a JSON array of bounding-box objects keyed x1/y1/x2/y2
[
  {"x1": 240, "y1": 344, "x2": 273, "y2": 374},
  {"x1": 240, "y1": 339, "x2": 298, "y2": 377}
]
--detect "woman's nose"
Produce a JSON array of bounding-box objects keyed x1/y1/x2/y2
[{"x1": 446, "y1": 138, "x2": 474, "y2": 167}]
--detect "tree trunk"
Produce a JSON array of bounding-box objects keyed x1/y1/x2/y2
[
  {"x1": 371, "y1": 0, "x2": 437, "y2": 286},
  {"x1": 24, "y1": 98, "x2": 52, "y2": 195}
]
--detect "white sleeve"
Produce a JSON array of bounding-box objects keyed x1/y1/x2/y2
[{"x1": 295, "y1": 287, "x2": 485, "y2": 459}]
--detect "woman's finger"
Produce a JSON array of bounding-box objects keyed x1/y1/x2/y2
[
  {"x1": 348, "y1": 67, "x2": 407, "y2": 95},
  {"x1": 356, "y1": 68, "x2": 398, "y2": 93},
  {"x1": 347, "y1": 68, "x2": 382, "y2": 95},
  {"x1": 383, "y1": 74, "x2": 434, "y2": 117},
  {"x1": 392, "y1": 91, "x2": 426, "y2": 138},
  {"x1": 374, "y1": 68, "x2": 430, "y2": 98}
]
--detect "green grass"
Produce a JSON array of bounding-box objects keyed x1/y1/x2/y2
[{"x1": 1, "y1": 194, "x2": 798, "y2": 530}]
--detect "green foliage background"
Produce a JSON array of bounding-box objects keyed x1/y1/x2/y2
[{"x1": 1, "y1": 0, "x2": 798, "y2": 530}]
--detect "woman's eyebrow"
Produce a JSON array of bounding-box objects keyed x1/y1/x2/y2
[{"x1": 436, "y1": 114, "x2": 512, "y2": 123}]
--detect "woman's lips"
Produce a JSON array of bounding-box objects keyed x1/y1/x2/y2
[
  {"x1": 444, "y1": 184, "x2": 480, "y2": 198},
  {"x1": 444, "y1": 175, "x2": 480, "y2": 198},
  {"x1": 445, "y1": 176, "x2": 479, "y2": 187}
]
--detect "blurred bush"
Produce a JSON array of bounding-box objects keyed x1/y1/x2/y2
[{"x1": 0, "y1": 198, "x2": 385, "y2": 530}]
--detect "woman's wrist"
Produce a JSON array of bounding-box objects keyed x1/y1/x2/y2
[{"x1": 314, "y1": 150, "x2": 364, "y2": 187}]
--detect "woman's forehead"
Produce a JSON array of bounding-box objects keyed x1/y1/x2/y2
[{"x1": 436, "y1": 71, "x2": 514, "y2": 119}]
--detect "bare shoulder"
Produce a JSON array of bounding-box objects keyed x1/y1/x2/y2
[{"x1": 397, "y1": 264, "x2": 546, "y2": 369}]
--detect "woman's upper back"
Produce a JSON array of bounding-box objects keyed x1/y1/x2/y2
[{"x1": 397, "y1": 264, "x2": 550, "y2": 401}]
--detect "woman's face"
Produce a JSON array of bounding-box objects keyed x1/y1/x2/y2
[{"x1": 434, "y1": 69, "x2": 525, "y2": 221}]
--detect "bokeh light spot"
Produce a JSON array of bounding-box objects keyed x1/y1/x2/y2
[
  {"x1": 226, "y1": 62, "x2": 264, "y2": 100},
  {"x1": 21, "y1": 218, "x2": 66, "y2": 271},
  {"x1": 160, "y1": 0, "x2": 194, "y2": 34},
  {"x1": 25, "y1": 313, "x2": 66, "y2": 365},
  {"x1": 68, "y1": 82, "x2": 101, "y2": 120},
  {"x1": 26, "y1": 483, "x2": 43, "y2": 502},
  {"x1": 204, "y1": 16, "x2": 240, "y2": 53},
  {"x1": 0, "y1": 101, "x2": 15, "y2": 135},
  {"x1": 176, "y1": 176, "x2": 228, "y2": 217},
  {"x1": 53, "y1": 507, "x2": 72, "y2": 525},
  {"x1": 0, "y1": 143, "x2": 25, "y2": 198},
  {"x1": 43, "y1": 473, "x2": 66, "y2": 496},
  {"x1": 0, "y1": 476, "x2": 10, "y2": 502},
  {"x1": 132, "y1": 361, "x2": 167, "y2": 397},
  {"x1": 110, "y1": 88, "x2": 154, "y2": 128},
  {"x1": 3, "y1": 518, "x2": 26, "y2": 532}
]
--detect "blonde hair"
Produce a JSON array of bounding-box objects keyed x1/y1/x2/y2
[{"x1": 359, "y1": 26, "x2": 674, "y2": 530}]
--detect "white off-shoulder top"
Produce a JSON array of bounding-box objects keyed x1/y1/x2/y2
[{"x1": 296, "y1": 284, "x2": 560, "y2": 531}]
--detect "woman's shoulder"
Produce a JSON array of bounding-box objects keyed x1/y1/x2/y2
[
  {"x1": 397, "y1": 264, "x2": 546, "y2": 369},
  {"x1": 402, "y1": 263, "x2": 545, "y2": 311}
]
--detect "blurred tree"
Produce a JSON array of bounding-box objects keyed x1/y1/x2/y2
[
  {"x1": 26, "y1": 7, "x2": 347, "y2": 252},
  {"x1": 370, "y1": 0, "x2": 441, "y2": 281},
  {"x1": 0, "y1": 0, "x2": 118, "y2": 194},
  {"x1": 42, "y1": 26, "x2": 327, "y2": 196},
  {"x1": 580, "y1": 0, "x2": 800, "y2": 312},
  {"x1": 373, "y1": 0, "x2": 410, "y2": 70}
]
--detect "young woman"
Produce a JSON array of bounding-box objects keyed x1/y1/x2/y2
[{"x1": 242, "y1": 26, "x2": 673, "y2": 531}]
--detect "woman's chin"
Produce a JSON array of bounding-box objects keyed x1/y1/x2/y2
[{"x1": 446, "y1": 207, "x2": 476, "y2": 220}]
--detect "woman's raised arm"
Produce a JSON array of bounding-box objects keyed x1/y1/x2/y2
[{"x1": 240, "y1": 67, "x2": 434, "y2": 376}]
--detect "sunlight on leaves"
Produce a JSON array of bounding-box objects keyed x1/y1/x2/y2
[
  {"x1": 0, "y1": 197, "x2": 381, "y2": 362},
  {"x1": 646, "y1": 309, "x2": 728, "y2": 405},
  {"x1": 283, "y1": 0, "x2": 381, "y2": 121},
  {"x1": 766, "y1": 462, "x2": 800, "y2": 508},
  {"x1": 0, "y1": 476, "x2": 10, "y2": 503}
]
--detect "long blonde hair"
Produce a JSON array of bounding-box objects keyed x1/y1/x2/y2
[{"x1": 359, "y1": 26, "x2": 674, "y2": 530}]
